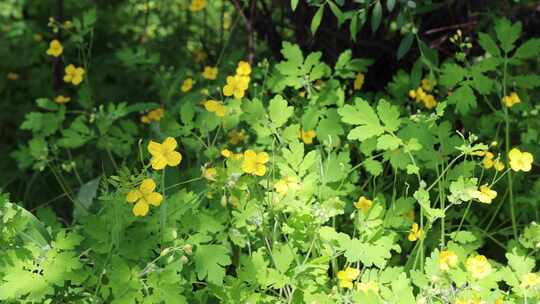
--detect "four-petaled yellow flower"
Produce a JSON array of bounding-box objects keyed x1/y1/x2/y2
[
  {"x1": 508, "y1": 148, "x2": 533, "y2": 172},
  {"x1": 63, "y1": 64, "x2": 85, "y2": 85},
  {"x1": 502, "y1": 92, "x2": 521, "y2": 108},
  {"x1": 189, "y1": 0, "x2": 207, "y2": 12},
  {"x1": 521, "y1": 272, "x2": 540, "y2": 288},
  {"x1": 181, "y1": 78, "x2": 193, "y2": 92},
  {"x1": 46, "y1": 39, "x2": 63, "y2": 57},
  {"x1": 274, "y1": 176, "x2": 300, "y2": 194},
  {"x1": 223, "y1": 75, "x2": 249, "y2": 99},
  {"x1": 465, "y1": 255, "x2": 492, "y2": 280},
  {"x1": 354, "y1": 72, "x2": 365, "y2": 91},
  {"x1": 242, "y1": 150, "x2": 269, "y2": 176},
  {"x1": 126, "y1": 178, "x2": 163, "y2": 216},
  {"x1": 337, "y1": 267, "x2": 360, "y2": 289},
  {"x1": 354, "y1": 196, "x2": 373, "y2": 214},
  {"x1": 202, "y1": 100, "x2": 227, "y2": 117},
  {"x1": 228, "y1": 129, "x2": 247, "y2": 145},
  {"x1": 408, "y1": 223, "x2": 423, "y2": 241},
  {"x1": 147, "y1": 137, "x2": 182, "y2": 170},
  {"x1": 54, "y1": 95, "x2": 71, "y2": 104},
  {"x1": 470, "y1": 184, "x2": 497, "y2": 204},
  {"x1": 299, "y1": 129, "x2": 316, "y2": 144},
  {"x1": 202, "y1": 66, "x2": 218, "y2": 80},
  {"x1": 357, "y1": 281, "x2": 379, "y2": 294},
  {"x1": 236, "y1": 61, "x2": 251, "y2": 76},
  {"x1": 438, "y1": 250, "x2": 458, "y2": 271}
]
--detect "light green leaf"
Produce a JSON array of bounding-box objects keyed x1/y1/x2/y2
[{"x1": 269, "y1": 95, "x2": 294, "y2": 128}]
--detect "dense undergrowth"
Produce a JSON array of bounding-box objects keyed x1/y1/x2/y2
[{"x1": 1, "y1": 0, "x2": 540, "y2": 303}]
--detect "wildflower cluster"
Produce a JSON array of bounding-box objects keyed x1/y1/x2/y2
[
  {"x1": 141, "y1": 108, "x2": 164, "y2": 124},
  {"x1": 408, "y1": 78, "x2": 437, "y2": 109},
  {"x1": 223, "y1": 61, "x2": 251, "y2": 99}
]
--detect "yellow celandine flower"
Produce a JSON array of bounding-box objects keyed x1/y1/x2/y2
[
  {"x1": 337, "y1": 267, "x2": 360, "y2": 289},
  {"x1": 126, "y1": 178, "x2": 163, "y2": 216},
  {"x1": 508, "y1": 147, "x2": 534, "y2": 172},
  {"x1": 493, "y1": 159, "x2": 505, "y2": 171},
  {"x1": 54, "y1": 95, "x2": 71, "y2": 104},
  {"x1": 465, "y1": 255, "x2": 492, "y2": 280},
  {"x1": 470, "y1": 184, "x2": 497, "y2": 204},
  {"x1": 422, "y1": 94, "x2": 437, "y2": 109},
  {"x1": 236, "y1": 61, "x2": 251, "y2": 76},
  {"x1": 141, "y1": 108, "x2": 165, "y2": 124},
  {"x1": 189, "y1": 0, "x2": 207, "y2": 12},
  {"x1": 228, "y1": 129, "x2": 247, "y2": 145},
  {"x1": 421, "y1": 78, "x2": 436, "y2": 92},
  {"x1": 202, "y1": 100, "x2": 227, "y2": 117},
  {"x1": 46, "y1": 39, "x2": 63, "y2": 57},
  {"x1": 438, "y1": 250, "x2": 458, "y2": 271},
  {"x1": 7, "y1": 72, "x2": 19, "y2": 80},
  {"x1": 408, "y1": 223, "x2": 423, "y2": 241},
  {"x1": 147, "y1": 137, "x2": 182, "y2": 170},
  {"x1": 274, "y1": 176, "x2": 300, "y2": 194},
  {"x1": 299, "y1": 129, "x2": 316, "y2": 144},
  {"x1": 354, "y1": 196, "x2": 373, "y2": 214},
  {"x1": 223, "y1": 75, "x2": 249, "y2": 99},
  {"x1": 203, "y1": 167, "x2": 218, "y2": 181},
  {"x1": 63, "y1": 64, "x2": 85, "y2": 85},
  {"x1": 202, "y1": 66, "x2": 218, "y2": 80},
  {"x1": 502, "y1": 92, "x2": 521, "y2": 108},
  {"x1": 354, "y1": 73, "x2": 365, "y2": 91},
  {"x1": 520, "y1": 272, "x2": 540, "y2": 288},
  {"x1": 408, "y1": 87, "x2": 437, "y2": 109},
  {"x1": 357, "y1": 281, "x2": 379, "y2": 294},
  {"x1": 181, "y1": 78, "x2": 193, "y2": 92},
  {"x1": 241, "y1": 150, "x2": 269, "y2": 176},
  {"x1": 482, "y1": 152, "x2": 495, "y2": 169},
  {"x1": 221, "y1": 149, "x2": 233, "y2": 158}
]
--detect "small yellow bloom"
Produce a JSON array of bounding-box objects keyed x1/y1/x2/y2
[
  {"x1": 189, "y1": 0, "x2": 207, "y2": 12},
  {"x1": 202, "y1": 100, "x2": 227, "y2": 117},
  {"x1": 147, "y1": 137, "x2": 182, "y2": 170},
  {"x1": 274, "y1": 176, "x2": 300, "y2": 194},
  {"x1": 502, "y1": 92, "x2": 521, "y2": 108},
  {"x1": 221, "y1": 149, "x2": 233, "y2": 158},
  {"x1": 337, "y1": 267, "x2": 360, "y2": 289},
  {"x1": 470, "y1": 184, "x2": 497, "y2": 204},
  {"x1": 46, "y1": 39, "x2": 63, "y2": 57},
  {"x1": 357, "y1": 281, "x2": 379, "y2": 294},
  {"x1": 421, "y1": 78, "x2": 436, "y2": 92},
  {"x1": 202, "y1": 66, "x2": 218, "y2": 80},
  {"x1": 465, "y1": 255, "x2": 492, "y2": 280},
  {"x1": 422, "y1": 94, "x2": 437, "y2": 109},
  {"x1": 493, "y1": 159, "x2": 505, "y2": 171},
  {"x1": 520, "y1": 272, "x2": 540, "y2": 288},
  {"x1": 228, "y1": 129, "x2": 247, "y2": 145},
  {"x1": 141, "y1": 108, "x2": 164, "y2": 124},
  {"x1": 482, "y1": 152, "x2": 494, "y2": 169},
  {"x1": 181, "y1": 78, "x2": 193, "y2": 92},
  {"x1": 508, "y1": 148, "x2": 534, "y2": 172},
  {"x1": 203, "y1": 167, "x2": 218, "y2": 181},
  {"x1": 408, "y1": 223, "x2": 423, "y2": 241},
  {"x1": 438, "y1": 250, "x2": 458, "y2": 272},
  {"x1": 126, "y1": 178, "x2": 163, "y2": 216},
  {"x1": 223, "y1": 75, "x2": 249, "y2": 99},
  {"x1": 241, "y1": 150, "x2": 269, "y2": 176},
  {"x1": 7, "y1": 72, "x2": 19, "y2": 80},
  {"x1": 354, "y1": 73, "x2": 365, "y2": 91},
  {"x1": 299, "y1": 129, "x2": 316, "y2": 144},
  {"x1": 354, "y1": 196, "x2": 373, "y2": 214},
  {"x1": 63, "y1": 64, "x2": 85, "y2": 85},
  {"x1": 236, "y1": 61, "x2": 251, "y2": 76},
  {"x1": 54, "y1": 95, "x2": 71, "y2": 104}
]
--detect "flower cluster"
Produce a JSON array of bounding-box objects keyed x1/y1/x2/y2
[
  {"x1": 438, "y1": 250, "x2": 458, "y2": 271},
  {"x1": 480, "y1": 151, "x2": 504, "y2": 171},
  {"x1": 470, "y1": 184, "x2": 497, "y2": 204},
  {"x1": 223, "y1": 61, "x2": 251, "y2": 99},
  {"x1": 408, "y1": 78, "x2": 437, "y2": 109},
  {"x1": 502, "y1": 92, "x2": 521, "y2": 108},
  {"x1": 465, "y1": 255, "x2": 492, "y2": 280},
  {"x1": 202, "y1": 100, "x2": 226, "y2": 117},
  {"x1": 141, "y1": 108, "x2": 164, "y2": 124},
  {"x1": 64, "y1": 64, "x2": 85, "y2": 85},
  {"x1": 337, "y1": 267, "x2": 359, "y2": 289}
]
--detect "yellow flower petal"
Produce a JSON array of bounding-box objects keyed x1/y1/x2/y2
[
  {"x1": 162, "y1": 137, "x2": 178, "y2": 151},
  {"x1": 148, "y1": 141, "x2": 162, "y2": 156},
  {"x1": 126, "y1": 189, "x2": 142, "y2": 203},
  {"x1": 133, "y1": 201, "x2": 149, "y2": 216},
  {"x1": 140, "y1": 178, "x2": 156, "y2": 194},
  {"x1": 256, "y1": 152, "x2": 269, "y2": 164},
  {"x1": 254, "y1": 164, "x2": 267, "y2": 176},
  {"x1": 166, "y1": 151, "x2": 182, "y2": 167},
  {"x1": 146, "y1": 192, "x2": 163, "y2": 206},
  {"x1": 151, "y1": 156, "x2": 168, "y2": 170}
]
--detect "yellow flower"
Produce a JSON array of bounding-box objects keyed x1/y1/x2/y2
[
  {"x1": 354, "y1": 196, "x2": 373, "y2": 214},
  {"x1": 63, "y1": 64, "x2": 85, "y2": 85},
  {"x1": 421, "y1": 78, "x2": 436, "y2": 91},
  {"x1": 493, "y1": 159, "x2": 505, "y2": 171},
  {"x1": 520, "y1": 272, "x2": 540, "y2": 288},
  {"x1": 357, "y1": 281, "x2": 379, "y2": 294},
  {"x1": 354, "y1": 73, "x2": 365, "y2": 91},
  {"x1": 236, "y1": 61, "x2": 251, "y2": 76},
  {"x1": 54, "y1": 95, "x2": 71, "y2": 104},
  {"x1": 223, "y1": 75, "x2": 249, "y2": 99},
  {"x1": 422, "y1": 94, "x2": 437, "y2": 109},
  {"x1": 242, "y1": 150, "x2": 269, "y2": 176},
  {"x1": 470, "y1": 184, "x2": 497, "y2": 204},
  {"x1": 189, "y1": 0, "x2": 207, "y2": 12},
  {"x1": 203, "y1": 167, "x2": 218, "y2": 181},
  {"x1": 181, "y1": 78, "x2": 193, "y2": 92},
  {"x1": 202, "y1": 66, "x2": 218, "y2": 80},
  {"x1": 438, "y1": 250, "x2": 458, "y2": 271},
  {"x1": 147, "y1": 137, "x2": 182, "y2": 170},
  {"x1": 7, "y1": 72, "x2": 19, "y2": 80},
  {"x1": 337, "y1": 267, "x2": 360, "y2": 289},
  {"x1": 228, "y1": 129, "x2": 247, "y2": 145},
  {"x1": 202, "y1": 100, "x2": 227, "y2": 117},
  {"x1": 221, "y1": 149, "x2": 233, "y2": 158},
  {"x1": 465, "y1": 255, "x2": 492, "y2": 280},
  {"x1": 508, "y1": 148, "x2": 534, "y2": 172},
  {"x1": 408, "y1": 223, "x2": 423, "y2": 241},
  {"x1": 502, "y1": 92, "x2": 521, "y2": 108},
  {"x1": 274, "y1": 176, "x2": 300, "y2": 194},
  {"x1": 482, "y1": 152, "x2": 494, "y2": 169},
  {"x1": 126, "y1": 178, "x2": 163, "y2": 216},
  {"x1": 147, "y1": 108, "x2": 165, "y2": 122},
  {"x1": 46, "y1": 39, "x2": 63, "y2": 57},
  {"x1": 299, "y1": 129, "x2": 316, "y2": 144}
]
